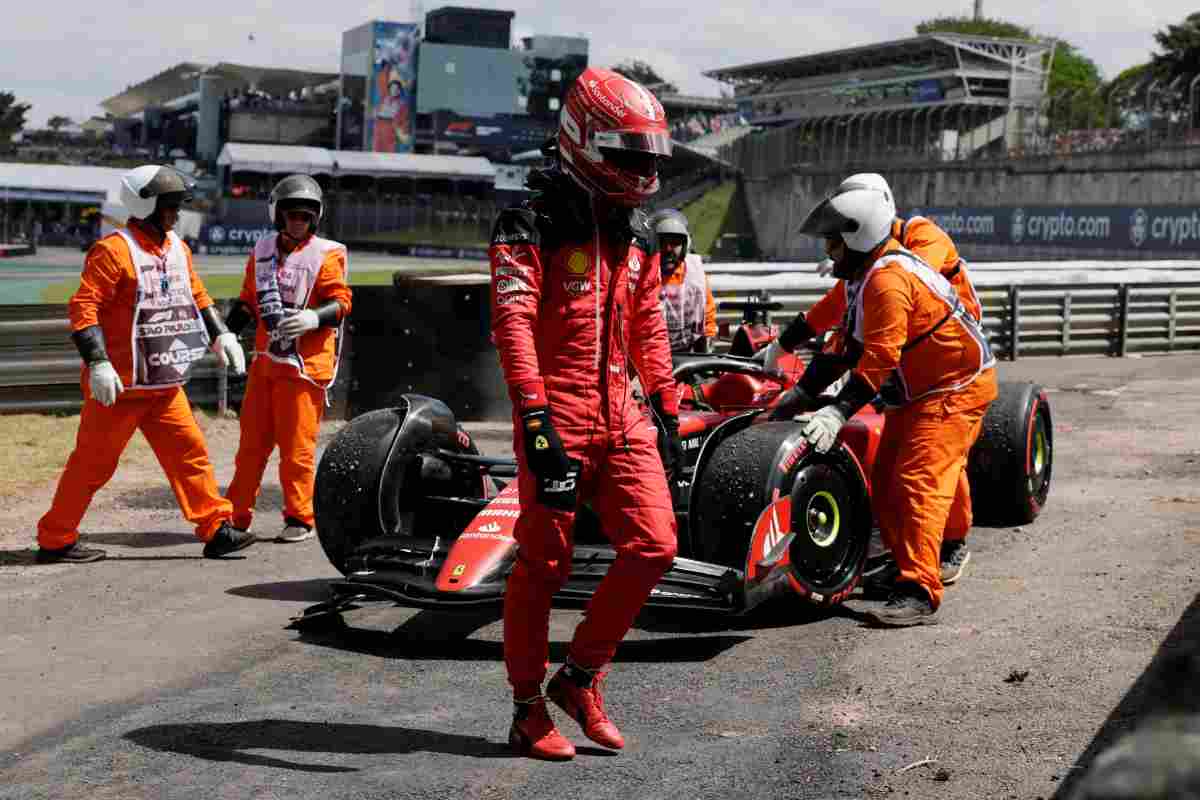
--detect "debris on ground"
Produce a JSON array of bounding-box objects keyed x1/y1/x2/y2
[{"x1": 897, "y1": 757, "x2": 937, "y2": 774}]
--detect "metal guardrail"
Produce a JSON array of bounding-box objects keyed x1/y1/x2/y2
[
  {"x1": 713, "y1": 281, "x2": 1200, "y2": 360},
  {"x1": 0, "y1": 303, "x2": 243, "y2": 415},
  {"x1": 2, "y1": 280, "x2": 1198, "y2": 415}
]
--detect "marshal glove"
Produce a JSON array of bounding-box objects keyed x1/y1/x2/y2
[
  {"x1": 88, "y1": 361, "x2": 124, "y2": 407},
  {"x1": 800, "y1": 405, "x2": 847, "y2": 454}
]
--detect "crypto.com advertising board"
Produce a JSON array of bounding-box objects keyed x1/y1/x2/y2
[{"x1": 900, "y1": 206, "x2": 1200, "y2": 252}]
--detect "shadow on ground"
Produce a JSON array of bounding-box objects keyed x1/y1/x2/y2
[
  {"x1": 636, "y1": 595, "x2": 848, "y2": 633},
  {"x1": 123, "y1": 719, "x2": 526, "y2": 771},
  {"x1": 83, "y1": 531, "x2": 195, "y2": 548},
  {"x1": 294, "y1": 603, "x2": 750, "y2": 664},
  {"x1": 0, "y1": 549, "x2": 37, "y2": 567},
  {"x1": 1055, "y1": 592, "x2": 1200, "y2": 799},
  {"x1": 227, "y1": 579, "x2": 337, "y2": 603},
  {"x1": 0, "y1": 547, "x2": 205, "y2": 566},
  {"x1": 117, "y1": 484, "x2": 284, "y2": 512}
]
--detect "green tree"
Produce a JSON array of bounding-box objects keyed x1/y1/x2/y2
[
  {"x1": 0, "y1": 92, "x2": 31, "y2": 149},
  {"x1": 1097, "y1": 13, "x2": 1200, "y2": 134},
  {"x1": 915, "y1": 16, "x2": 1033, "y2": 39},
  {"x1": 47, "y1": 115, "x2": 72, "y2": 133},
  {"x1": 612, "y1": 60, "x2": 678, "y2": 95},
  {"x1": 1152, "y1": 11, "x2": 1200, "y2": 81},
  {"x1": 1148, "y1": 12, "x2": 1200, "y2": 126},
  {"x1": 1102, "y1": 63, "x2": 1153, "y2": 125},
  {"x1": 1046, "y1": 42, "x2": 1105, "y2": 129}
]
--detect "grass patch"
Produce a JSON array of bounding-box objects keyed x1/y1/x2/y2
[
  {"x1": 679, "y1": 181, "x2": 737, "y2": 258},
  {"x1": 0, "y1": 414, "x2": 83, "y2": 498},
  {"x1": 355, "y1": 224, "x2": 488, "y2": 248},
  {"x1": 0, "y1": 409, "x2": 238, "y2": 502},
  {"x1": 0, "y1": 413, "x2": 157, "y2": 501},
  {"x1": 39, "y1": 270, "x2": 404, "y2": 303}
]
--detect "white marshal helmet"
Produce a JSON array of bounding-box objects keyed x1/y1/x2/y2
[
  {"x1": 119, "y1": 165, "x2": 194, "y2": 220},
  {"x1": 268, "y1": 174, "x2": 323, "y2": 230},
  {"x1": 800, "y1": 173, "x2": 896, "y2": 253},
  {"x1": 651, "y1": 208, "x2": 691, "y2": 259}
]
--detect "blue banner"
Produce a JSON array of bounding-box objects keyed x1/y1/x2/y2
[
  {"x1": 198, "y1": 223, "x2": 275, "y2": 255},
  {"x1": 915, "y1": 80, "x2": 944, "y2": 103},
  {"x1": 438, "y1": 113, "x2": 556, "y2": 150},
  {"x1": 198, "y1": 224, "x2": 489, "y2": 260},
  {"x1": 899, "y1": 206, "x2": 1200, "y2": 251}
]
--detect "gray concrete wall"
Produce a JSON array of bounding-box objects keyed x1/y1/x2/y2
[{"x1": 746, "y1": 148, "x2": 1200, "y2": 262}]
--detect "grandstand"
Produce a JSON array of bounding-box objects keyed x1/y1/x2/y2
[
  {"x1": 658, "y1": 92, "x2": 742, "y2": 145},
  {"x1": 706, "y1": 33, "x2": 1054, "y2": 169}
]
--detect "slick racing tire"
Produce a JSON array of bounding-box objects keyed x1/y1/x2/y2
[
  {"x1": 314, "y1": 396, "x2": 483, "y2": 575},
  {"x1": 692, "y1": 422, "x2": 798, "y2": 568},
  {"x1": 786, "y1": 457, "x2": 870, "y2": 606},
  {"x1": 692, "y1": 422, "x2": 870, "y2": 606},
  {"x1": 967, "y1": 381, "x2": 1053, "y2": 526}
]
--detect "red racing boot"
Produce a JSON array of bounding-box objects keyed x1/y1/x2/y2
[
  {"x1": 546, "y1": 662, "x2": 625, "y2": 750},
  {"x1": 509, "y1": 695, "x2": 576, "y2": 761}
]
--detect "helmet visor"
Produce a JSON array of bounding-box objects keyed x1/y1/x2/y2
[
  {"x1": 653, "y1": 216, "x2": 689, "y2": 238},
  {"x1": 278, "y1": 198, "x2": 321, "y2": 215},
  {"x1": 594, "y1": 130, "x2": 672, "y2": 156},
  {"x1": 272, "y1": 174, "x2": 323, "y2": 204},
  {"x1": 140, "y1": 167, "x2": 194, "y2": 203},
  {"x1": 799, "y1": 197, "x2": 860, "y2": 239}
]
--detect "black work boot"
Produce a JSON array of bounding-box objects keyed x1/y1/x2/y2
[
  {"x1": 939, "y1": 540, "x2": 971, "y2": 585},
  {"x1": 202, "y1": 521, "x2": 255, "y2": 559},
  {"x1": 36, "y1": 542, "x2": 107, "y2": 564},
  {"x1": 864, "y1": 582, "x2": 938, "y2": 628},
  {"x1": 859, "y1": 561, "x2": 899, "y2": 599}
]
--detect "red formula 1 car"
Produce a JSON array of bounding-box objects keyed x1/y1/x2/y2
[{"x1": 295, "y1": 302, "x2": 1053, "y2": 628}]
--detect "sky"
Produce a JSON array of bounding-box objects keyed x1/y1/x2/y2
[{"x1": 3, "y1": 0, "x2": 1192, "y2": 127}]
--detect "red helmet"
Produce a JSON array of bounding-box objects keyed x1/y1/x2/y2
[{"x1": 557, "y1": 67, "x2": 672, "y2": 207}]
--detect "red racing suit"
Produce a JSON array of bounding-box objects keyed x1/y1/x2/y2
[{"x1": 490, "y1": 175, "x2": 679, "y2": 697}]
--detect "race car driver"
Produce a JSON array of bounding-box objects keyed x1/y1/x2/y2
[
  {"x1": 223, "y1": 175, "x2": 352, "y2": 543},
  {"x1": 652, "y1": 208, "x2": 717, "y2": 353},
  {"x1": 37, "y1": 165, "x2": 252, "y2": 563},
  {"x1": 765, "y1": 175, "x2": 997, "y2": 626},
  {"x1": 490, "y1": 68, "x2": 683, "y2": 760},
  {"x1": 765, "y1": 173, "x2": 983, "y2": 585}
]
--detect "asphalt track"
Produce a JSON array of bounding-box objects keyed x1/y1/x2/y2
[{"x1": 2, "y1": 353, "x2": 1200, "y2": 799}]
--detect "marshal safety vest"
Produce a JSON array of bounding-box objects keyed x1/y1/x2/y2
[
  {"x1": 119, "y1": 229, "x2": 209, "y2": 389},
  {"x1": 250, "y1": 233, "x2": 348, "y2": 387}
]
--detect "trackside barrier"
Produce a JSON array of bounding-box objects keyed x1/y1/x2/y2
[
  {"x1": 2, "y1": 272, "x2": 1199, "y2": 417},
  {"x1": 710, "y1": 281, "x2": 1200, "y2": 360},
  {"x1": 0, "y1": 301, "x2": 265, "y2": 415}
]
